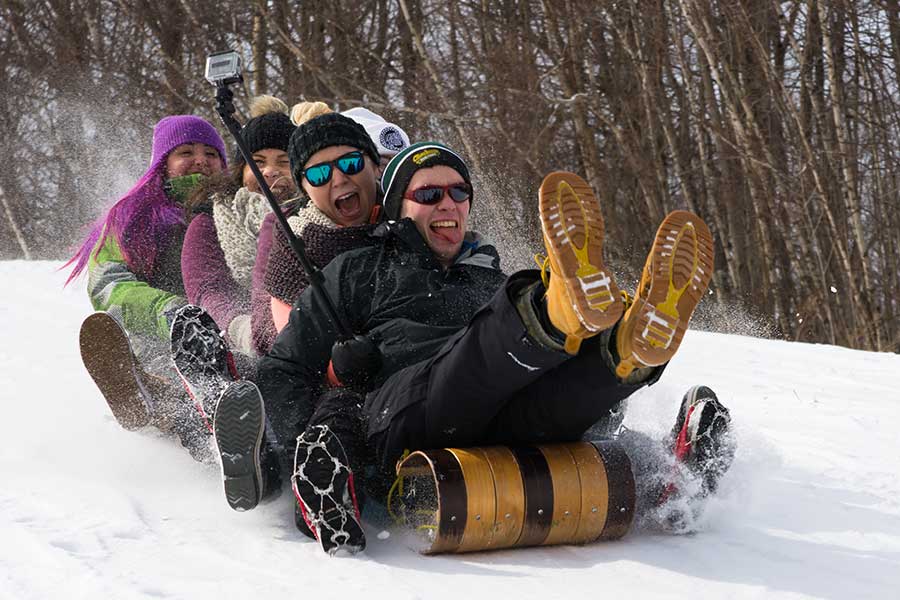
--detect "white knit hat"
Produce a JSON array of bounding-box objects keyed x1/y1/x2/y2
[{"x1": 342, "y1": 107, "x2": 410, "y2": 159}]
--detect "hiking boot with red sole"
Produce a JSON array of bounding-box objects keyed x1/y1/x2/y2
[
  {"x1": 671, "y1": 385, "x2": 734, "y2": 496},
  {"x1": 171, "y1": 304, "x2": 238, "y2": 431},
  {"x1": 292, "y1": 425, "x2": 365, "y2": 555},
  {"x1": 655, "y1": 385, "x2": 734, "y2": 530}
]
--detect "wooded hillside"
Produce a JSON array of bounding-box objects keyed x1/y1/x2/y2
[{"x1": 2, "y1": 0, "x2": 898, "y2": 351}]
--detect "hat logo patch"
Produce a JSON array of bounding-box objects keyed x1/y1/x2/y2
[
  {"x1": 412, "y1": 148, "x2": 440, "y2": 165},
  {"x1": 380, "y1": 127, "x2": 406, "y2": 151}
]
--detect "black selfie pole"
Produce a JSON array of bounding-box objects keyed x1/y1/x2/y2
[{"x1": 211, "y1": 78, "x2": 381, "y2": 388}]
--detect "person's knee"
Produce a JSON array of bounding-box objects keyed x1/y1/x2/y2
[
  {"x1": 366, "y1": 403, "x2": 423, "y2": 474},
  {"x1": 309, "y1": 388, "x2": 365, "y2": 431}
]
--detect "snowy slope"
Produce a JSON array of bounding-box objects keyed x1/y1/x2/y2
[{"x1": 2, "y1": 260, "x2": 899, "y2": 600}]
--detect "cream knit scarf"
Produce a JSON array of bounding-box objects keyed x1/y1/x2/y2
[{"x1": 212, "y1": 187, "x2": 272, "y2": 290}]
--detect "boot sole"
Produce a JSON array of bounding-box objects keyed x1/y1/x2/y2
[
  {"x1": 539, "y1": 172, "x2": 623, "y2": 331},
  {"x1": 171, "y1": 305, "x2": 233, "y2": 430},
  {"x1": 213, "y1": 381, "x2": 265, "y2": 511},
  {"x1": 79, "y1": 312, "x2": 151, "y2": 431},
  {"x1": 626, "y1": 211, "x2": 714, "y2": 367},
  {"x1": 294, "y1": 474, "x2": 366, "y2": 555},
  {"x1": 292, "y1": 427, "x2": 366, "y2": 555},
  {"x1": 671, "y1": 385, "x2": 733, "y2": 495}
]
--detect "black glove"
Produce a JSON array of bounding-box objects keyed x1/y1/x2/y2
[{"x1": 330, "y1": 335, "x2": 382, "y2": 392}]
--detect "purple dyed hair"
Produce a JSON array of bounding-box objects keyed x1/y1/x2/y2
[{"x1": 64, "y1": 115, "x2": 227, "y2": 285}]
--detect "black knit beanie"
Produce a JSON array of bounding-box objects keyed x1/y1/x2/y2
[
  {"x1": 238, "y1": 112, "x2": 295, "y2": 162},
  {"x1": 380, "y1": 142, "x2": 473, "y2": 221},
  {"x1": 288, "y1": 113, "x2": 380, "y2": 188}
]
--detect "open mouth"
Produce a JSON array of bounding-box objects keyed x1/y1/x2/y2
[
  {"x1": 335, "y1": 191, "x2": 361, "y2": 218},
  {"x1": 430, "y1": 220, "x2": 458, "y2": 230},
  {"x1": 430, "y1": 220, "x2": 460, "y2": 241}
]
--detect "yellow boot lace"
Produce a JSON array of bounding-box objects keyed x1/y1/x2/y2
[{"x1": 534, "y1": 253, "x2": 551, "y2": 289}]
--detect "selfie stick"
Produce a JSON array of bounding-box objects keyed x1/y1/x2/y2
[{"x1": 211, "y1": 83, "x2": 354, "y2": 341}]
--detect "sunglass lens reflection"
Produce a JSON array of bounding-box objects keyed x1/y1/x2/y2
[
  {"x1": 305, "y1": 165, "x2": 332, "y2": 186},
  {"x1": 337, "y1": 153, "x2": 364, "y2": 175}
]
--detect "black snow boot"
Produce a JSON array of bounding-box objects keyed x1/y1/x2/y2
[
  {"x1": 79, "y1": 312, "x2": 152, "y2": 431},
  {"x1": 669, "y1": 384, "x2": 735, "y2": 497},
  {"x1": 212, "y1": 380, "x2": 281, "y2": 511},
  {"x1": 653, "y1": 385, "x2": 735, "y2": 532},
  {"x1": 171, "y1": 305, "x2": 238, "y2": 430},
  {"x1": 292, "y1": 425, "x2": 365, "y2": 555}
]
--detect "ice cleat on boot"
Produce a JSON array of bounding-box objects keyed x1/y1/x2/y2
[
  {"x1": 79, "y1": 312, "x2": 152, "y2": 431},
  {"x1": 615, "y1": 210, "x2": 714, "y2": 378},
  {"x1": 292, "y1": 425, "x2": 365, "y2": 555},
  {"x1": 171, "y1": 305, "x2": 238, "y2": 430},
  {"x1": 671, "y1": 385, "x2": 734, "y2": 496},
  {"x1": 538, "y1": 172, "x2": 623, "y2": 354},
  {"x1": 212, "y1": 380, "x2": 268, "y2": 511}
]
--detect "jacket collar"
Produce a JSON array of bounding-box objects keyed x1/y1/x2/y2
[{"x1": 375, "y1": 219, "x2": 501, "y2": 271}]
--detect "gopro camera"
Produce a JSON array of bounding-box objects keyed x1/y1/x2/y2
[{"x1": 205, "y1": 50, "x2": 243, "y2": 86}]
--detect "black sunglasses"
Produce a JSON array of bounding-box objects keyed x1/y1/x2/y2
[
  {"x1": 301, "y1": 151, "x2": 366, "y2": 187},
  {"x1": 403, "y1": 183, "x2": 472, "y2": 205}
]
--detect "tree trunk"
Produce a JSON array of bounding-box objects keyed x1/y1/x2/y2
[{"x1": 0, "y1": 183, "x2": 31, "y2": 260}]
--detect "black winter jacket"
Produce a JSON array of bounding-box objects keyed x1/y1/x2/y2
[{"x1": 256, "y1": 218, "x2": 507, "y2": 446}]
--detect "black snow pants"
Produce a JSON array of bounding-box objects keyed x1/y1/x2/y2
[{"x1": 360, "y1": 271, "x2": 662, "y2": 473}]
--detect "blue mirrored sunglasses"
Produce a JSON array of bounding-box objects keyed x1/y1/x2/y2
[{"x1": 301, "y1": 151, "x2": 366, "y2": 187}]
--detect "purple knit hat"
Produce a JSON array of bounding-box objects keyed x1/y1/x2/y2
[{"x1": 150, "y1": 115, "x2": 228, "y2": 170}]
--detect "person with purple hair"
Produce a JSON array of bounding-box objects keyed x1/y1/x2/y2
[{"x1": 67, "y1": 114, "x2": 227, "y2": 459}]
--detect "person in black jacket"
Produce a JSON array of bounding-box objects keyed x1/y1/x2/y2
[{"x1": 227, "y1": 142, "x2": 728, "y2": 555}]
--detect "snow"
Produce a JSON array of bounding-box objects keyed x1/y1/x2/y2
[{"x1": 3, "y1": 260, "x2": 899, "y2": 600}]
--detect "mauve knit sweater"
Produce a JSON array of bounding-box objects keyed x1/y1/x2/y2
[{"x1": 182, "y1": 212, "x2": 250, "y2": 334}]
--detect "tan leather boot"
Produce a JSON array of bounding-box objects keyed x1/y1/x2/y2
[
  {"x1": 615, "y1": 210, "x2": 714, "y2": 378},
  {"x1": 538, "y1": 172, "x2": 623, "y2": 354}
]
